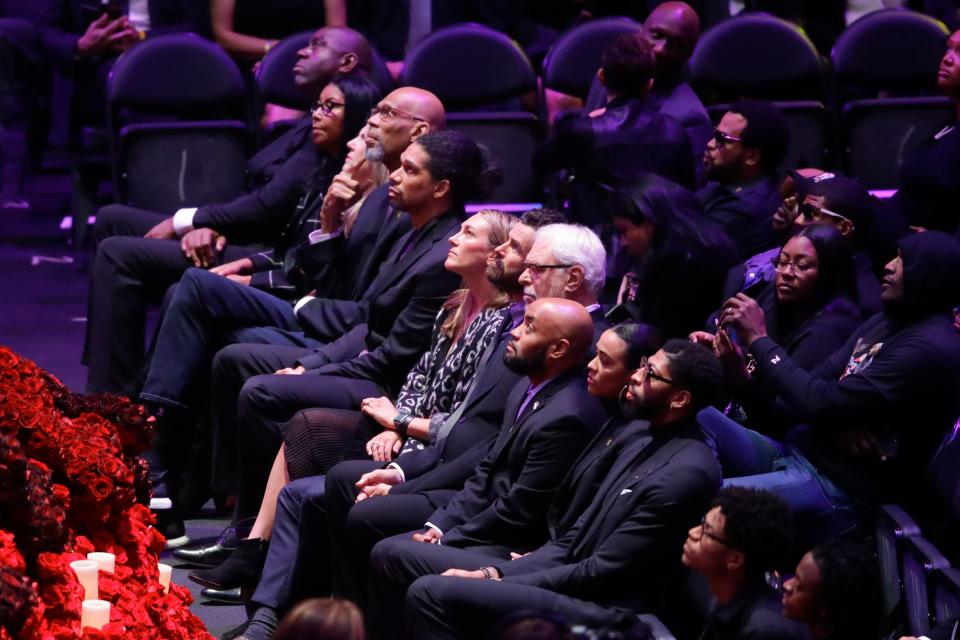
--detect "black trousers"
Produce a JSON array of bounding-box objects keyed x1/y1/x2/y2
[
  {"x1": 324, "y1": 460, "x2": 454, "y2": 607},
  {"x1": 406, "y1": 575, "x2": 628, "y2": 640},
  {"x1": 83, "y1": 204, "x2": 252, "y2": 394},
  {"x1": 368, "y1": 534, "x2": 513, "y2": 640},
  {"x1": 211, "y1": 343, "x2": 385, "y2": 519}
]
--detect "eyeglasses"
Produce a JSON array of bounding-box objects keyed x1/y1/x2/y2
[
  {"x1": 798, "y1": 201, "x2": 855, "y2": 228},
  {"x1": 370, "y1": 104, "x2": 425, "y2": 123},
  {"x1": 712, "y1": 129, "x2": 742, "y2": 148},
  {"x1": 692, "y1": 514, "x2": 734, "y2": 547},
  {"x1": 771, "y1": 256, "x2": 818, "y2": 274},
  {"x1": 522, "y1": 262, "x2": 573, "y2": 276},
  {"x1": 313, "y1": 100, "x2": 345, "y2": 117},
  {"x1": 638, "y1": 356, "x2": 675, "y2": 386}
]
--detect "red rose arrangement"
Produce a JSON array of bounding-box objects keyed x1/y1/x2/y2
[{"x1": 0, "y1": 347, "x2": 213, "y2": 639}]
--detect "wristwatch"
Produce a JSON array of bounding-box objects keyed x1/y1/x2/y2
[{"x1": 392, "y1": 411, "x2": 414, "y2": 437}]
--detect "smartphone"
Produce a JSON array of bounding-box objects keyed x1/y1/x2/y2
[{"x1": 79, "y1": 1, "x2": 123, "y2": 27}]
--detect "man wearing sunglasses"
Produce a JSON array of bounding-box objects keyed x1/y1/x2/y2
[
  {"x1": 681, "y1": 487, "x2": 806, "y2": 640},
  {"x1": 789, "y1": 171, "x2": 889, "y2": 318},
  {"x1": 697, "y1": 100, "x2": 788, "y2": 260}
]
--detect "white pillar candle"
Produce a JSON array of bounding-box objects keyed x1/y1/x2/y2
[
  {"x1": 87, "y1": 552, "x2": 115, "y2": 574},
  {"x1": 80, "y1": 599, "x2": 110, "y2": 630},
  {"x1": 158, "y1": 563, "x2": 172, "y2": 592},
  {"x1": 69, "y1": 560, "x2": 98, "y2": 600}
]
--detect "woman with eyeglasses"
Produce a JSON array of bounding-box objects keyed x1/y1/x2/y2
[
  {"x1": 610, "y1": 172, "x2": 739, "y2": 339},
  {"x1": 693, "y1": 224, "x2": 861, "y2": 435},
  {"x1": 209, "y1": 75, "x2": 381, "y2": 288}
]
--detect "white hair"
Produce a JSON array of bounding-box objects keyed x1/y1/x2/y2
[{"x1": 533, "y1": 223, "x2": 607, "y2": 297}]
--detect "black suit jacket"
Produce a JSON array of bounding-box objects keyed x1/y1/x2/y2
[
  {"x1": 546, "y1": 416, "x2": 641, "y2": 540},
  {"x1": 390, "y1": 330, "x2": 524, "y2": 496},
  {"x1": 195, "y1": 131, "x2": 328, "y2": 247},
  {"x1": 293, "y1": 185, "x2": 411, "y2": 301},
  {"x1": 427, "y1": 371, "x2": 607, "y2": 552},
  {"x1": 295, "y1": 209, "x2": 463, "y2": 396},
  {"x1": 495, "y1": 419, "x2": 721, "y2": 614}
]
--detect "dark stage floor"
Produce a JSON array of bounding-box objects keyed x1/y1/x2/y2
[{"x1": 0, "y1": 130, "x2": 245, "y2": 638}]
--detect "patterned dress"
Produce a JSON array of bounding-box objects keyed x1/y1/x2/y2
[
  {"x1": 396, "y1": 305, "x2": 511, "y2": 453},
  {"x1": 282, "y1": 303, "x2": 511, "y2": 477}
]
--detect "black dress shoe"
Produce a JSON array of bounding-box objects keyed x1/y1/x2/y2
[
  {"x1": 201, "y1": 586, "x2": 243, "y2": 603},
  {"x1": 173, "y1": 542, "x2": 233, "y2": 567},
  {"x1": 173, "y1": 518, "x2": 252, "y2": 565},
  {"x1": 189, "y1": 538, "x2": 267, "y2": 589}
]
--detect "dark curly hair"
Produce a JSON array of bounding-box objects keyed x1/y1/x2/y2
[
  {"x1": 611, "y1": 322, "x2": 663, "y2": 370},
  {"x1": 414, "y1": 130, "x2": 502, "y2": 204},
  {"x1": 728, "y1": 99, "x2": 790, "y2": 174},
  {"x1": 601, "y1": 32, "x2": 655, "y2": 99},
  {"x1": 810, "y1": 541, "x2": 883, "y2": 640},
  {"x1": 660, "y1": 339, "x2": 725, "y2": 410},
  {"x1": 713, "y1": 487, "x2": 794, "y2": 579},
  {"x1": 520, "y1": 207, "x2": 566, "y2": 229}
]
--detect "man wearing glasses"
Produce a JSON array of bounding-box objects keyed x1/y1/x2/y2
[
  {"x1": 789, "y1": 170, "x2": 890, "y2": 317},
  {"x1": 681, "y1": 487, "x2": 806, "y2": 640},
  {"x1": 517, "y1": 223, "x2": 609, "y2": 345},
  {"x1": 391, "y1": 340, "x2": 724, "y2": 639},
  {"x1": 697, "y1": 100, "x2": 789, "y2": 260}
]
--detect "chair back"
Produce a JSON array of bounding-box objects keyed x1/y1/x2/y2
[
  {"x1": 256, "y1": 31, "x2": 313, "y2": 111},
  {"x1": 929, "y1": 416, "x2": 960, "y2": 522},
  {"x1": 876, "y1": 504, "x2": 922, "y2": 617},
  {"x1": 689, "y1": 12, "x2": 824, "y2": 104},
  {"x1": 832, "y1": 8, "x2": 949, "y2": 95},
  {"x1": 842, "y1": 96, "x2": 955, "y2": 189},
  {"x1": 106, "y1": 34, "x2": 252, "y2": 209},
  {"x1": 541, "y1": 17, "x2": 641, "y2": 99},
  {"x1": 107, "y1": 33, "x2": 248, "y2": 116},
  {"x1": 401, "y1": 23, "x2": 536, "y2": 110},
  {"x1": 902, "y1": 536, "x2": 952, "y2": 636},
  {"x1": 932, "y1": 568, "x2": 960, "y2": 632}
]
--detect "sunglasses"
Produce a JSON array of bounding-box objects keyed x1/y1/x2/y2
[
  {"x1": 713, "y1": 129, "x2": 743, "y2": 148},
  {"x1": 798, "y1": 201, "x2": 855, "y2": 228}
]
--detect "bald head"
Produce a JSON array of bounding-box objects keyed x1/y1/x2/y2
[
  {"x1": 643, "y1": 2, "x2": 700, "y2": 79},
  {"x1": 323, "y1": 26, "x2": 373, "y2": 74},
  {"x1": 505, "y1": 298, "x2": 594, "y2": 382},
  {"x1": 388, "y1": 87, "x2": 446, "y2": 130},
  {"x1": 365, "y1": 87, "x2": 446, "y2": 170},
  {"x1": 294, "y1": 26, "x2": 372, "y2": 97}
]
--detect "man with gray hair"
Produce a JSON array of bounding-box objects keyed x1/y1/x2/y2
[{"x1": 519, "y1": 223, "x2": 609, "y2": 338}]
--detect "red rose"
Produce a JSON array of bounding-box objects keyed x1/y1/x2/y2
[
  {"x1": 98, "y1": 456, "x2": 124, "y2": 480},
  {"x1": 90, "y1": 475, "x2": 114, "y2": 501}
]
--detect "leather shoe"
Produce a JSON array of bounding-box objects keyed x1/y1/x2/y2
[
  {"x1": 220, "y1": 619, "x2": 250, "y2": 639},
  {"x1": 189, "y1": 538, "x2": 267, "y2": 589},
  {"x1": 201, "y1": 586, "x2": 243, "y2": 604},
  {"x1": 173, "y1": 542, "x2": 233, "y2": 567}
]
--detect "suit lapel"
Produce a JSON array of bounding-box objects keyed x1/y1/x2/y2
[
  {"x1": 366, "y1": 210, "x2": 461, "y2": 300},
  {"x1": 572, "y1": 432, "x2": 680, "y2": 555}
]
